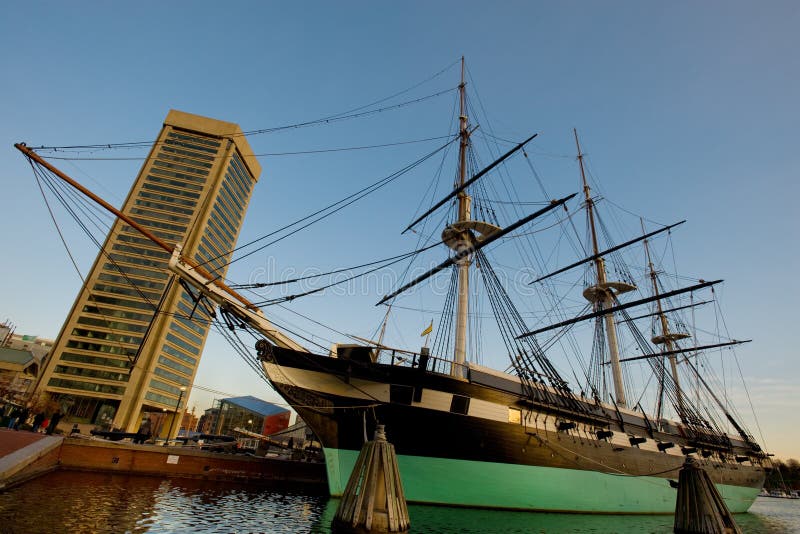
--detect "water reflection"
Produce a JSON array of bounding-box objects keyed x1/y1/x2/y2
[
  {"x1": 0, "y1": 471, "x2": 328, "y2": 534},
  {"x1": 407, "y1": 501, "x2": 791, "y2": 533},
  {"x1": 0, "y1": 471, "x2": 796, "y2": 533}
]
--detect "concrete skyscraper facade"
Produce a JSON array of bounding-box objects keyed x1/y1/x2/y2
[{"x1": 35, "y1": 110, "x2": 260, "y2": 436}]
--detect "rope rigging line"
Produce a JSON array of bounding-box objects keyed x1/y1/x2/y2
[
  {"x1": 27, "y1": 156, "x2": 287, "y2": 377},
  {"x1": 213, "y1": 317, "x2": 268, "y2": 382},
  {"x1": 252, "y1": 241, "x2": 441, "y2": 306},
  {"x1": 516, "y1": 158, "x2": 589, "y2": 376},
  {"x1": 273, "y1": 303, "x2": 350, "y2": 344},
  {"x1": 223, "y1": 295, "x2": 341, "y2": 350},
  {"x1": 26, "y1": 151, "x2": 349, "y2": 386},
  {"x1": 475, "y1": 122, "x2": 591, "y2": 387},
  {"x1": 32, "y1": 162, "x2": 164, "y2": 313},
  {"x1": 231, "y1": 242, "x2": 441, "y2": 289},
  {"x1": 405, "y1": 94, "x2": 460, "y2": 232},
  {"x1": 389, "y1": 98, "x2": 459, "y2": 327},
  {"x1": 431, "y1": 266, "x2": 458, "y2": 359},
  {"x1": 475, "y1": 249, "x2": 573, "y2": 395},
  {"x1": 315, "y1": 57, "x2": 461, "y2": 120},
  {"x1": 192, "y1": 137, "x2": 458, "y2": 275},
  {"x1": 27, "y1": 160, "x2": 174, "y2": 365},
  {"x1": 238, "y1": 69, "x2": 459, "y2": 138},
  {"x1": 46, "y1": 169, "x2": 115, "y2": 236},
  {"x1": 33, "y1": 83, "x2": 459, "y2": 152},
  {"x1": 39, "y1": 134, "x2": 456, "y2": 161},
  {"x1": 29, "y1": 162, "x2": 98, "y2": 283},
  {"x1": 614, "y1": 301, "x2": 735, "y2": 445}
]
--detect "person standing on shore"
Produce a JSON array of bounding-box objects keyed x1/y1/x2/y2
[
  {"x1": 31, "y1": 412, "x2": 45, "y2": 432},
  {"x1": 134, "y1": 417, "x2": 152, "y2": 444},
  {"x1": 45, "y1": 411, "x2": 62, "y2": 435},
  {"x1": 14, "y1": 406, "x2": 29, "y2": 430},
  {"x1": 7, "y1": 407, "x2": 19, "y2": 429}
]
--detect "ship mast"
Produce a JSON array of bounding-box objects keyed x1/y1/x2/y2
[
  {"x1": 642, "y1": 220, "x2": 688, "y2": 418},
  {"x1": 574, "y1": 129, "x2": 633, "y2": 408},
  {"x1": 439, "y1": 57, "x2": 501, "y2": 378},
  {"x1": 452, "y1": 56, "x2": 471, "y2": 378}
]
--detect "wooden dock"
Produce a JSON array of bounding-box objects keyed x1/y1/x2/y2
[{"x1": 0, "y1": 428, "x2": 327, "y2": 490}]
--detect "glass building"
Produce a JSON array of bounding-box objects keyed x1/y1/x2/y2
[
  {"x1": 214, "y1": 396, "x2": 290, "y2": 437},
  {"x1": 34, "y1": 110, "x2": 261, "y2": 436}
]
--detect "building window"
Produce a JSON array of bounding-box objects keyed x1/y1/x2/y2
[
  {"x1": 60, "y1": 352, "x2": 131, "y2": 369},
  {"x1": 145, "y1": 391, "x2": 182, "y2": 408},
  {"x1": 48, "y1": 378, "x2": 125, "y2": 396},
  {"x1": 158, "y1": 355, "x2": 193, "y2": 375},
  {"x1": 154, "y1": 366, "x2": 190, "y2": 386},
  {"x1": 54, "y1": 365, "x2": 129, "y2": 382}
]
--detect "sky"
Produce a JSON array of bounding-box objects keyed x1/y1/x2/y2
[{"x1": 1, "y1": 2, "x2": 798, "y2": 458}]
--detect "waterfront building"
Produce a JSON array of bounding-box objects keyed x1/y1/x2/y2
[
  {"x1": 196, "y1": 406, "x2": 219, "y2": 434},
  {"x1": 0, "y1": 323, "x2": 11, "y2": 345},
  {"x1": 33, "y1": 110, "x2": 261, "y2": 436},
  {"x1": 180, "y1": 408, "x2": 199, "y2": 434},
  {"x1": 0, "y1": 347, "x2": 40, "y2": 404},
  {"x1": 0, "y1": 324, "x2": 52, "y2": 406},
  {"x1": 214, "y1": 396, "x2": 290, "y2": 437},
  {"x1": 1, "y1": 328, "x2": 54, "y2": 365}
]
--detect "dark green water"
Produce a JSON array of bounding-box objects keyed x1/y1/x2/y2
[{"x1": 0, "y1": 471, "x2": 797, "y2": 533}]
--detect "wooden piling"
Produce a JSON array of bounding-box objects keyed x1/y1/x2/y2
[
  {"x1": 674, "y1": 458, "x2": 741, "y2": 534},
  {"x1": 332, "y1": 425, "x2": 409, "y2": 534}
]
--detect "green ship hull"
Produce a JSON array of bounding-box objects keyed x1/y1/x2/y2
[{"x1": 324, "y1": 448, "x2": 759, "y2": 514}]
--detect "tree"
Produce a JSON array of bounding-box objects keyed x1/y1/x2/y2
[
  {"x1": 769, "y1": 458, "x2": 800, "y2": 490},
  {"x1": 26, "y1": 391, "x2": 60, "y2": 415}
]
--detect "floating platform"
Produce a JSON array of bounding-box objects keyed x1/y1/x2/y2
[{"x1": 0, "y1": 428, "x2": 327, "y2": 490}]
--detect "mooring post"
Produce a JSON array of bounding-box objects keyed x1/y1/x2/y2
[
  {"x1": 674, "y1": 458, "x2": 742, "y2": 534},
  {"x1": 332, "y1": 424, "x2": 410, "y2": 534}
]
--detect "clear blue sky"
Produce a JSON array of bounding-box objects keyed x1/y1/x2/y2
[{"x1": 1, "y1": 2, "x2": 797, "y2": 458}]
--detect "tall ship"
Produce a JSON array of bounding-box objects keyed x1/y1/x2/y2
[{"x1": 16, "y1": 60, "x2": 768, "y2": 514}]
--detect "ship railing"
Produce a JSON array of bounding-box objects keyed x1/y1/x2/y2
[{"x1": 381, "y1": 349, "x2": 468, "y2": 377}]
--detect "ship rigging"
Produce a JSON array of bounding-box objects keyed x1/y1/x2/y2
[{"x1": 14, "y1": 58, "x2": 769, "y2": 513}]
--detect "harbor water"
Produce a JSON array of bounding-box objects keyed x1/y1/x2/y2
[{"x1": 0, "y1": 471, "x2": 797, "y2": 533}]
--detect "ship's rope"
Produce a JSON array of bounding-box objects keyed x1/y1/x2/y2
[
  {"x1": 480, "y1": 145, "x2": 591, "y2": 393},
  {"x1": 229, "y1": 244, "x2": 438, "y2": 289},
  {"x1": 471, "y1": 149, "x2": 588, "y2": 392},
  {"x1": 38, "y1": 135, "x2": 456, "y2": 161},
  {"x1": 404, "y1": 92, "x2": 460, "y2": 229},
  {"x1": 475, "y1": 250, "x2": 584, "y2": 413},
  {"x1": 32, "y1": 153, "x2": 289, "y2": 385},
  {"x1": 203, "y1": 138, "x2": 458, "y2": 274},
  {"x1": 250, "y1": 242, "x2": 440, "y2": 307},
  {"x1": 431, "y1": 267, "x2": 458, "y2": 359},
  {"x1": 614, "y1": 302, "x2": 737, "y2": 449},
  {"x1": 26, "y1": 157, "x2": 169, "y2": 366},
  {"x1": 532, "y1": 431, "x2": 696, "y2": 482},
  {"x1": 32, "y1": 60, "x2": 461, "y2": 152}
]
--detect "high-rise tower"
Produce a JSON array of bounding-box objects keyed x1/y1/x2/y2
[{"x1": 35, "y1": 110, "x2": 260, "y2": 436}]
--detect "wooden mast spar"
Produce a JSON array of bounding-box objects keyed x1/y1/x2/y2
[
  {"x1": 573, "y1": 129, "x2": 633, "y2": 408},
  {"x1": 14, "y1": 142, "x2": 305, "y2": 351},
  {"x1": 452, "y1": 57, "x2": 471, "y2": 378},
  {"x1": 642, "y1": 219, "x2": 688, "y2": 418}
]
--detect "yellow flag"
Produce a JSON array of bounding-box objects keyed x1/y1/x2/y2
[{"x1": 420, "y1": 320, "x2": 433, "y2": 337}]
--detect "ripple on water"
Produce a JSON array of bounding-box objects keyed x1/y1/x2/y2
[
  {"x1": 0, "y1": 471, "x2": 797, "y2": 533},
  {"x1": 0, "y1": 471, "x2": 329, "y2": 534}
]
